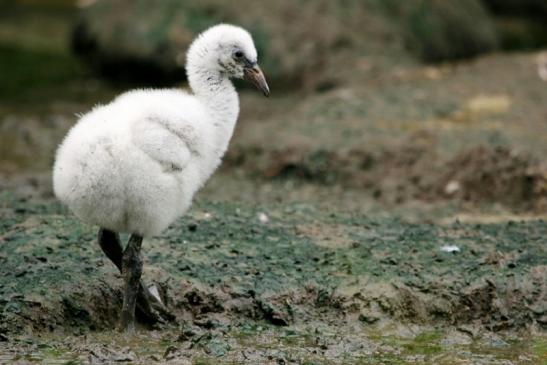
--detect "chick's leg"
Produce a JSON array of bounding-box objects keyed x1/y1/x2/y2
[
  {"x1": 119, "y1": 234, "x2": 143, "y2": 333},
  {"x1": 98, "y1": 229, "x2": 174, "y2": 326},
  {"x1": 98, "y1": 228, "x2": 123, "y2": 271}
]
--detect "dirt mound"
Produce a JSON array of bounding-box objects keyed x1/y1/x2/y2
[
  {"x1": 438, "y1": 146, "x2": 547, "y2": 209},
  {"x1": 225, "y1": 142, "x2": 547, "y2": 211}
]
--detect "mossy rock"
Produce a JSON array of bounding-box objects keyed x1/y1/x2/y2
[{"x1": 389, "y1": 0, "x2": 498, "y2": 62}]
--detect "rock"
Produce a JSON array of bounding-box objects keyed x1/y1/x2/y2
[
  {"x1": 394, "y1": 0, "x2": 498, "y2": 62},
  {"x1": 444, "y1": 180, "x2": 461, "y2": 196},
  {"x1": 257, "y1": 212, "x2": 269, "y2": 224}
]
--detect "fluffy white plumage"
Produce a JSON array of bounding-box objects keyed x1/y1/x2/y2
[{"x1": 53, "y1": 24, "x2": 265, "y2": 237}]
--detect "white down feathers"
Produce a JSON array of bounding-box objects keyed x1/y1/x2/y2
[{"x1": 53, "y1": 24, "x2": 256, "y2": 236}]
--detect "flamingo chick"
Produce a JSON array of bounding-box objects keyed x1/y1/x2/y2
[{"x1": 53, "y1": 24, "x2": 269, "y2": 333}]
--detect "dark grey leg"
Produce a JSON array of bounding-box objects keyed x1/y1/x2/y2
[
  {"x1": 119, "y1": 234, "x2": 143, "y2": 333},
  {"x1": 98, "y1": 228, "x2": 123, "y2": 271},
  {"x1": 98, "y1": 229, "x2": 175, "y2": 327}
]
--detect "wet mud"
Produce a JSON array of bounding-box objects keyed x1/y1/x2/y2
[{"x1": 0, "y1": 191, "x2": 545, "y2": 363}]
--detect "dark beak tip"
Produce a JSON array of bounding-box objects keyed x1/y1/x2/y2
[{"x1": 244, "y1": 65, "x2": 270, "y2": 97}]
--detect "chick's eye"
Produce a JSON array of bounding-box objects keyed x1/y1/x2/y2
[{"x1": 234, "y1": 50, "x2": 244, "y2": 59}]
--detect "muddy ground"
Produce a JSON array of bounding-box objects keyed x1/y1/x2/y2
[
  {"x1": 0, "y1": 190, "x2": 546, "y2": 364},
  {"x1": 1, "y1": 3, "x2": 547, "y2": 364}
]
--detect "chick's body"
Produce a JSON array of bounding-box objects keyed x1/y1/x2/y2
[{"x1": 53, "y1": 89, "x2": 233, "y2": 237}]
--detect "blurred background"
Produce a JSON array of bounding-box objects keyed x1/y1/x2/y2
[{"x1": 1, "y1": 0, "x2": 546, "y2": 218}]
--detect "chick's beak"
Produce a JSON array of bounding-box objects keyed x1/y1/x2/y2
[{"x1": 244, "y1": 65, "x2": 270, "y2": 97}]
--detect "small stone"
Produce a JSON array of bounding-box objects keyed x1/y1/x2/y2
[
  {"x1": 444, "y1": 180, "x2": 461, "y2": 195},
  {"x1": 258, "y1": 212, "x2": 269, "y2": 224},
  {"x1": 440, "y1": 245, "x2": 460, "y2": 253},
  {"x1": 147, "y1": 284, "x2": 163, "y2": 304}
]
